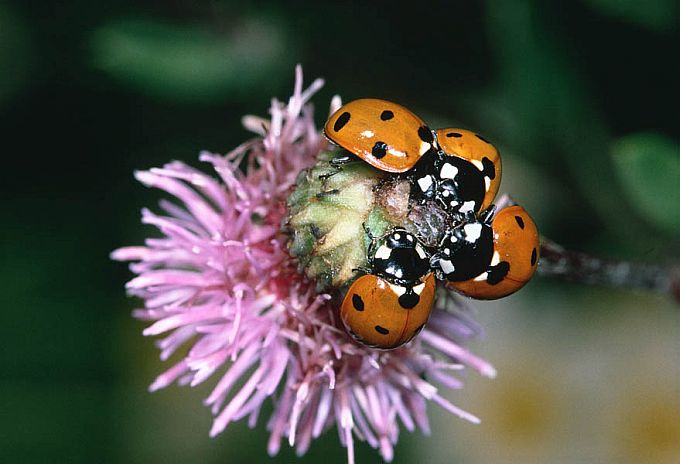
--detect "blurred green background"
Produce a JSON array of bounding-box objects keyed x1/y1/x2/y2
[{"x1": 1, "y1": 1, "x2": 678, "y2": 463}]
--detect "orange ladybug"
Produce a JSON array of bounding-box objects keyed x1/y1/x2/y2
[
  {"x1": 340, "y1": 273, "x2": 436, "y2": 349},
  {"x1": 438, "y1": 205, "x2": 540, "y2": 300},
  {"x1": 324, "y1": 98, "x2": 435, "y2": 173},
  {"x1": 435, "y1": 128, "x2": 501, "y2": 212},
  {"x1": 340, "y1": 227, "x2": 435, "y2": 349}
]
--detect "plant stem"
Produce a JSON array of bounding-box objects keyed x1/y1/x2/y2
[{"x1": 538, "y1": 238, "x2": 680, "y2": 303}]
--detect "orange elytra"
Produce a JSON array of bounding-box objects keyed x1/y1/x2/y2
[
  {"x1": 435, "y1": 128, "x2": 502, "y2": 212},
  {"x1": 340, "y1": 273, "x2": 436, "y2": 349},
  {"x1": 448, "y1": 205, "x2": 540, "y2": 299},
  {"x1": 324, "y1": 98, "x2": 435, "y2": 173}
]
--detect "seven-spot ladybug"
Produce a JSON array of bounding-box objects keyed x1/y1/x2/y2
[
  {"x1": 326, "y1": 99, "x2": 538, "y2": 347},
  {"x1": 324, "y1": 99, "x2": 435, "y2": 173},
  {"x1": 367, "y1": 227, "x2": 431, "y2": 285},
  {"x1": 435, "y1": 128, "x2": 501, "y2": 212},
  {"x1": 340, "y1": 227, "x2": 435, "y2": 349},
  {"x1": 341, "y1": 273, "x2": 435, "y2": 349},
  {"x1": 429, "y1": 208, "x2": 496, "y2": 283},
  {"x1": 448, "y1": 205, "x2": 539, "y2": 299}
]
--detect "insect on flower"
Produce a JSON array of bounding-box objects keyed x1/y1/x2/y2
[{"x1": 112, "y1": 65, "x2": 496, "y2": 463}]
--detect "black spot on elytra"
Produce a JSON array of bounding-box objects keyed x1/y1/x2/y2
[
  {"x1": 333, "y1": 112, "x2": 350, "y2": 132},
  {"x1": 418, "y1": 126, "x2": 434, "y2": 143},
  {"x1": 487, "y1": 261, "x2": 510, "y2": 285},
  {"x1": 375, "y1": 325, "x2": 389, "y2": 335},
  {"x1": 398, "y1": 289, "x2": 420, "y2": 309},
  {"x1": 352, "y1": 294, "x2": 364, "y2": 311},
  {"x1": 372, "y1": 141, "x2": 388, "y2": 159},
  {"x1": 515, "y1": 215, "x2": 525, "y2": 229},
  {"x1": 482, "y1": 156, "x2": 496, "y2": 180},
  {"x1": 475, "y1": 133, "x2": 491, "y2": 144},
  {"x1": 531, "y1": 248, "x2": 538, "y2": 266},
  {"x1": 380, "y1": 110, "x2": 394, "y2": 121},
  {"x1": 446, "y1": 132, "x2": 462, "y2": 138}
]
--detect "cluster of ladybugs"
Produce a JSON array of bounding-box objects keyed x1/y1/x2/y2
[{"x1": 322, "y1": 99, "x2": 540, "y2": 349}]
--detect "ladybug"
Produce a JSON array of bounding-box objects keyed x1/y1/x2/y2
[
  {"x1": 340, "y1": 273, "x2": 435, "y2": 349},
  {"x1": 340, "y1": 227, "x2": 435, "y2": 349},
  {"x1": 430, "y1": 206, "x2": 540, "y2": 300},
  {"x1": 448, "y1": 205, "x2": 539, "y2": 299},
  {"x1": 367, "y1": 226, "x2": 431, "y2": 285},
  {"x1": 429, "y1": 208, "x2": 496, "y2": 283},
  {"x1": 411, "y1": 129, "x2": 501, "y2": 216},
  {"x1": 435, "y1": 128, "x2": 501, "y2": 213},
  {"x1": 324, "y1": 98, "x2": 435, "y2": 173},
  {"x1": 324, "y1": 99, "x2": 502, "y2": 217}
]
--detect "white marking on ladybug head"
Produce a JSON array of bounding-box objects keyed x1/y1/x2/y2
[
  {"x1": 485, "y1": 177, "x2": 491, "y2": 191},
  {"x1": 416, "y1": 245, "x2": 427, "y2": 259},
  {"x1": 374, "y1": 245, "x2": 392, "y2": 260},
  {"x1": 412, "y1": 282, "x2": 426, "y2": 295},
  {"x1": 388, "y1": 283, "x2": 407, "y2": 296},
  {"x1": 459, "y1": 200, "x2": 476, "y2": 214},
  {"x1": 440, "y1": 259, "x2": 455, "y2": 275},
  {"x1": 464, "y1": 223, "x2": 483, "y2": 242},
  {"x1": 471, "y1": 159, "x2": 484, "y2": 171},
  {"x1": 440, "y1": 163, "x2": 458, "y2": 180},
  {"x1": 417, "y1": 175, "x2": 434, "y2": 193},
  {"x1": 393, "y1": 233, "x2": 401, "y2": 240},
  {"x1": 490, "y1": 250, "x2": 500, "y2": 266}
]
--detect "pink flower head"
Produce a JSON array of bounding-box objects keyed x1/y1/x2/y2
[{"x1": 112, "y1": 65, "x2": 496, "y2": 463}]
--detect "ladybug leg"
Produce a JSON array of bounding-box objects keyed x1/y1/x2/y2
[
  {"x1": 351, "y1": 266, "x2": 372, "y2": 275},
  {"x1": 479, "y1": 204, "x2": 497, "y2": 225},
  {"x1": 428, "y1": 254, "x2": 447, "y2": 282},
  {"x1": 315, "y1": 189, "x2": 340, "y2": 200},
  {"x1": 362, "y1": 223, "x2": 379, "y2": 261},
  {"x1": 318, "y1": 154, "x2": 359, "y2": 180},
  {"x1": 318, "y1": 170, "x2": 340, "y2": 181},
  {"x1": 329, "y1": 153, "x2": 359, "y2": 168},
  {"x1": 362, "y1": 222, "x2": 377, "y2": 241}
]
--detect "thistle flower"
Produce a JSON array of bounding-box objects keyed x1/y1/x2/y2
[{"x1": 112, "y1": 65, "x2": 496, "y2": 463}]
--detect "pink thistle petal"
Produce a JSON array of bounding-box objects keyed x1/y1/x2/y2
[
  {"x1": 431, "y1": 394, "x2": 481, "y2": 424},
  {"x1": 421, "y1": 329, "x2": 497, "y2": 378},
  {"x1": 149, "y1": 359, "x2": 189, "y2": 392},
  {"x1": 112, "y1": 66, "x2": 495, "y2": 463}
]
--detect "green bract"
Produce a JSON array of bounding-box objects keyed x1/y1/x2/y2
[
  {"x1": 286, "y1": 151, "x2": 452, "y2": 292},
  {"x1": 286, "y1": 151, "x2": 390, "y2": 291}
]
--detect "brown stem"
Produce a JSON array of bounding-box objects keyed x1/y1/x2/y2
[{"x1": 538, "y1": 238, "x2": 680, "y2": 303}]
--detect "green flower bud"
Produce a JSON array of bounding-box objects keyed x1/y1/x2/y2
[{"x1": 286, "y1": 151, "x2": 452, "y2": 292}]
